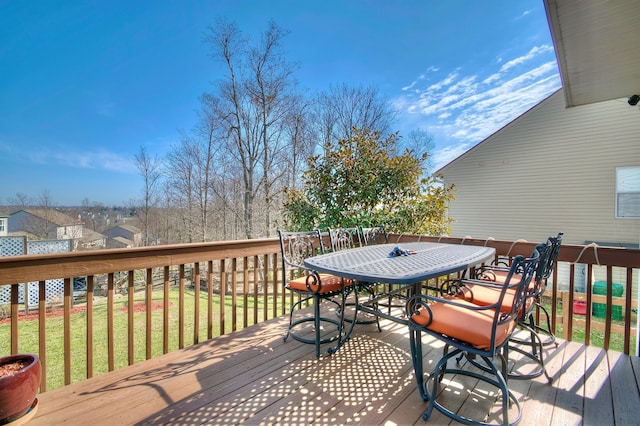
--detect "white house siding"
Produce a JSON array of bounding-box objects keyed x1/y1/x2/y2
[{"x1": 438, "y1": 89, "x2": 640, "y2": 248}]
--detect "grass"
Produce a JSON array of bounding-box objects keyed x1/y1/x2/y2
[
  {"x1": 537, "y1": 297, "x2": 637, "y2": 353},
  {"x1": 0, "y1": 287, "x2": 280, "y2": 390}
]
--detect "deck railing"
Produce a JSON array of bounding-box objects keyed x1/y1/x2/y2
[
  {"x1": 1, "y1": 234, "x2": 639, "y2": 393},
  {"x1": 396, "y1": 234, "x2": 640, "y2": 355}
]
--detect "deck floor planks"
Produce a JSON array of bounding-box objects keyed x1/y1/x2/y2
[
  {"x1": 607, "y1": 349, "x2": 640, "y2": 425},
  {"x1": 309, "y1": 322, "x2": 419, "y2": 425},
  {"x1": 29, "y1": 304, "x2": 639, "y2": 426},
  {"x1": 144, "y1": 317, "x2": 343, "y2": 424},
  {"x1": 549, "y1": 340, "x2": 587, "y2": 425},
  {"x1": 519, "y1": 338, "x2": 569, "y2": 426}
]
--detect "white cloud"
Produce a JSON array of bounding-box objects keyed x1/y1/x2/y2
[
  {"x1": 432, "y1": 143, "x2": 472, "y2": 171},
  {"x1": 26, "y1": 147, "x2": 135, "y2": 173},
  {"x1": 500, "y1": 45, "x2": 554, "y2": 72},
  {"x1": 396, "y1": 46, "x2": 561, "y2": 158}
]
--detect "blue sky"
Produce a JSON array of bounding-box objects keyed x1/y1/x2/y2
[{"x1": 0, "y1": 1, "x2": 561, "y2": 206}]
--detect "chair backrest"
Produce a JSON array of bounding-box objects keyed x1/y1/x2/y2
[
  {"x1": 493, "y1": 244, "x2": 543, "y2": 336},
  {"x1": 359, "y1": 226, "x2": 388, "y2": 246},
  {"x1": 328, "y1": 227, "x2": 362, "y2": 252},
  {"x1": 540, "y1": 232, "x2": 563, "y2": 281},
  {"x1": 277, "y1": 230, "x2": 325, "y2": 276},
  {"x1": 528, "y1": 232, "x2": 563, "y2": 300}
]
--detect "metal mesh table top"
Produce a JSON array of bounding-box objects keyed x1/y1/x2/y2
[{"x1": 304, "y1": 242, "x2": 495, "y2": 285}]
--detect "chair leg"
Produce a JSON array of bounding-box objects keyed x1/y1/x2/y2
[
  {"x1": 408, "y1": 328, "x2": 428, "y2": 401},
  {"x1": 533, "y1": 302, "x2": 558, "y2": 348},
  {"x1": 508, "y1": 321, "x2": 553, "y2": 383},
  {"x1": 421, "y1": 348, "x2": 522, "y2": 425},
  {"x1": 284, "y1": 297, "x2": 307, "y2": 343},
  {"x1": 284, "y1": 293, "x2": 342, "y2": 357},
  {"x1": 337, "y1": 284, "x2": 381, "y2": 331},
  {"x1": 314, "y1": 295, "x2": 321, "y2": 358}
]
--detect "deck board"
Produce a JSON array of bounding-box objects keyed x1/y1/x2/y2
[{"x1": 29, "y1": 306, "x2": 640, "y2": 425}]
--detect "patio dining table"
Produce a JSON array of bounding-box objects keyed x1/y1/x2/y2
[{"x1": 304, "y1": 242, "x2": 496, "y2": 353}]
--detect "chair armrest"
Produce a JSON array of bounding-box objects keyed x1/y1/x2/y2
[
  {"x1": 439, "y1": 277, "x2": 507, "y2": 298},
  {"x1": 406, "y1": 292, "x2": 501, "y2": 327}
]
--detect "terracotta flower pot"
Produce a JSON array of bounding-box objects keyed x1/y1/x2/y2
[{"x1": 0, "y1": 354, "x2": 40, "y2": 424}]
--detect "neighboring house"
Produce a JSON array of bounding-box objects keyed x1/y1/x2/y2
[
  {"x1": 436, "y1": 89, "x2": 640, "y2": 248},
  {"x1": 0, "y1": 215, "x2": 7, "y2": 237},
  {"x1": 108, "y1": 236, "x2": 134, "y2": 249},
  {"x1": 102, "y1": 224, "x2": 142, "y2": 248},
  {"x1": 9, "y1": 209, "x2": 84, "y2": 249},
  {"x1": 78, "y1": 227, "x2": 107, "y2": 251}
]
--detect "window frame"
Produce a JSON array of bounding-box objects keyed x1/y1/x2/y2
[{"x1": 615, "y1": 166, "x2": 640, "y2": 219}]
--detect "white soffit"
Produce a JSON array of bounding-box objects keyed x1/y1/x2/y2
[{"x1": 544, "y1": 0, "x2": 640, "y2": 107}]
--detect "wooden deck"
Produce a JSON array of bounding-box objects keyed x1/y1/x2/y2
[{"x1": 29, "y1": 305, "x2": 640, "y2": 425}]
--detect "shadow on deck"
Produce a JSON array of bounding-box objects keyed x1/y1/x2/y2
[{"x1": 30, "y1": 305, "x2": 640, "y2": 425}]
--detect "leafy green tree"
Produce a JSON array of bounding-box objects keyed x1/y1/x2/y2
[{"x1": 282, "y1": 128, "x2": 454, "y2": 235}]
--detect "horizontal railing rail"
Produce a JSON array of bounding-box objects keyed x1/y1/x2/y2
[{"x1": 1, "y1": 234, "x2": 638, "y2": 393}]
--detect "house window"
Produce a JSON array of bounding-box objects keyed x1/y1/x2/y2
[
  {"x1": 616, "y1": 166, "x2": 640, "y2": 218},
  {"x1": 0, "y1": 219, "x2": 5, "y2": 232}
]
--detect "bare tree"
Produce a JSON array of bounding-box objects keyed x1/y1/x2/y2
[
  {"x1": 134, "y1": 147, "x2": 162, "y2": 246},
  {"x1": 404, "y1": 128, "x2": 435, "y2": 173},
  {"x1": 202, "y1": 18, "x2": 301, "y2": 239},
  {"x1": 165, "y1": 123, "x2": 222, "y2": 243},
  {"x1": 281, "y1": 94, "x2": 315, "y2": 191},
  {"x1": 6, "y1": 192, "x2": 32, "y2": 208},
  {"x1": 313, "y1": 83, "x2": 398, "y2": 146}
]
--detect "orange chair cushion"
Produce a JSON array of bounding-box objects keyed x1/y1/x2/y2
[
  {"x1": 465, "y1": 284, "x2": 533, "y2": 314},
  {"x1": 412, "y1": 299, "x2": 515, "y2": 350},
  {"x1": 287, "y1": 273, "x2": 352, "y2": 293}
]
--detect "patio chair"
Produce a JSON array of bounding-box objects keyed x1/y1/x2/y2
[
  {"x1": 328, "y1": 227, "x2": 381, "y2": 330},
  {"x1": 452, "y1": 233, "x2": 562, "y2": 381},
  {"x1": 278, "y1": 229, "x2": 353, "y2": 358},
  {"x1": 406, "y1": 245, "x2": 542, "y2": 425},
  {"x1": 358, "y1": 226, "x2": 388, "y2": 245},
  {"x1": 328, "y1": 227, "x2": 363, "y2": 252},
  {"x1": 360, "y1": 226, "x2": 410, "y2": 316}
]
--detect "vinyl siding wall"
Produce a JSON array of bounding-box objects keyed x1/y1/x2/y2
[{"x1": 438, "y1": 90, "x2": 640, "y2": 247}]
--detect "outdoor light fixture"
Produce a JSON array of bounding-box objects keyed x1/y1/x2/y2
[{"x1": 629, "y1": 94, "x2": 640, "y2": 106}]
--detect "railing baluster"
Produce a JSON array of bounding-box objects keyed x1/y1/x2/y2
[
  {"x1": 64, "y1": 277, "x2": 71, "y2": 385},
  {"x1": 604, "y1": 266, "x2": 613, "y2": 350},
  {"x1": 243, "y1": 257, "x2": 249, "y2": 328},
  {"x1": 128, "y1": 270, "x2": 134, "y2": 365},
  {"x1": 86, "y1": 275, "x2": 94, "y2": 378},
  {"x1": 145, "y1": 268, "x2": 152, "y2": 360},
  {"x1": 107, "y1": 272, "x2": 114, "y2": 371},
  {"x1": 219, "y1": 259, "x2": 226, "y2": 336},
  {"x1": 566, "y1": 263, "x2": 576, "y2": 340},
  {"x1": 278, "y1": 254, "x2": 285, "y2": 317},
  {"x1": 179, "y1": 264, "x2": 185, "y2": 349},
  {"x1": 207, "y1": 260, "x2": 214, "y2": 340},
  {"x1": 232, "y1": 258, "x2": 237, "y2": 332},
  {"x1": 272, "y1": 253, "x2": 277, "y2": 320},
  {"x1": 262, "y1": 254, "x2": 268, "y2": 322},
  {"x1": 624, "y1": 267, "x2": 633, "y2": 354},
  {"x1": 585, "y1": 264, "x2": 593, "y2": 346},
  {"x1": 194, "y1": 262, "x2": 200, "y2": 344},
  {"x1": 38, "y1": 280, "x2": 47, "y2": 391},
  {"x1": 163, "y1": 266, "x2": 170, "y2": 354},
  {"x1": 253, "y1": 256, "x2": 259, "y2": 325},
  {"x1": 10, "y1": 283, "x2": 18, "y2": 354}
]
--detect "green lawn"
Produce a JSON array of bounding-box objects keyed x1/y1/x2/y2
[{"x1": 538, "y1": 297, "x2": 637, "y2": 353}]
